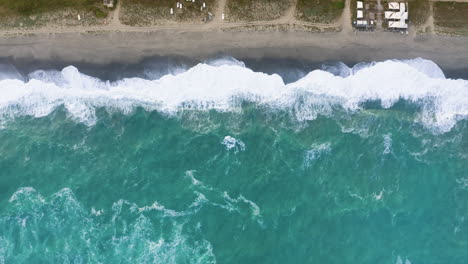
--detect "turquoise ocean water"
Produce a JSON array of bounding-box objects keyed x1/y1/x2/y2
[{"x1": 0, "y1": 57, "x2": 467, "y2": 263}]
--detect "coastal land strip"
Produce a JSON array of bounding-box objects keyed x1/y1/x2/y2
[
  {"x1": 0, "y1": 0, "x2": 468, "y2": 74},
  {"x1": 1, "y1": 30, "x2": 468, "y2": 76}
]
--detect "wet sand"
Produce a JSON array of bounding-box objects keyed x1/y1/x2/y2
[{"x1": 1, "y1": 30, "x2": 468, "y2": 74}]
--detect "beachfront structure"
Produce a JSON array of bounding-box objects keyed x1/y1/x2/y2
[
  {"x1": 400, "y1": 2, "x2": 406, "y2": 12},
  {"x1": 356, "y1": 1, "x2": 364, "y2": 23},
  {"x1": 357, "y1": 1, "x2": 364, "y2": 9},
  {"x1": 384, "y1": 2, "x2": 408, "y2": 30},
  {"x1": 384, "y1": 11, "x2": 408, "y2": 20},
  {"x1": 356, "y1": 20, "x2": 368, "y2": 27},
  {"x1": 357, "y1": 10, "x2": 364, "y2": 19},
  {"x1": 354, "y1": 1, "x2": 375, "y2": 30},
  {"x1": 103, "y1": 0, "x2": 114, "y2": 8},
  {"x1": 388, "y1": 2, "x2": 400, "y2": 10},
  {"x1": 388, "y1": 21, "x2": 408, "y2": 29}
]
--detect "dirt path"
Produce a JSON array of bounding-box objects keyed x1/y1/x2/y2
[
  {"x1": 278, "y1": 0, "x2": 299, "y2": 24},
  {"x1": 0, "y1": 18, "x2": 342, "y2": 36},
  {"x1": 110, "y1": 1, "x2": 123, "y2": 27},
  {"x1": 214, "y1": 0, "x2": 227, "y2": 22},
  {"x1": 421, "y1": 1, "x2": 435, "y2": 34},
  {"x1": 341, "y1": 0, "x2": 353, "y2": 34}
]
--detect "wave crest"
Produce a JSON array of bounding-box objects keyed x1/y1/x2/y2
[{"x1": 0, "y1": 58, "x2": 466, "y2": 132}]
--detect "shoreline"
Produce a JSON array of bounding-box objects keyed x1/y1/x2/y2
[{"x1": 1, "y1": 30, "x2": 468, "y2": 77}]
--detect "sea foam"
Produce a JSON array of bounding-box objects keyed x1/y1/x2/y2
[
  {"x1": 4, "y1": 187, "x2": 217, "y2": 263},
  {"x1": 222, "y1": 136, "x2": 246, "y2": 152},
  {"x1": 0, "y1": 58, "x2": 466, "y2": 132}
]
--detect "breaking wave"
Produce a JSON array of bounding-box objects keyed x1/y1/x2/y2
[{"x1": 0, "y1": 58, "x2": 467, "y2": 132}]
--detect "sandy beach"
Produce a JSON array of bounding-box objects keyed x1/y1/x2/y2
[
  {"x1": 1, "y1": 29, "x2": 468, "y2": 75},
  {"x1": 1, "y1": 0, "x2": 467, "y2": 74}
]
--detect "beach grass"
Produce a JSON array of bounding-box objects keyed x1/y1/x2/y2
[
  {"x1": 407, "y1": 0, "x2": 430, "y2": 26},
  {"x1": 0, "y1": 0, "x2": 109, "y2": 29},
  {"x1": 0, "y1": 0, "x2": 108, "y2": 17},
  {"x1": 225, "y1": 0, "x2": 292, "y2": 22},
  {"x1": 296, "y1": 0, "x2": 345, "y2": 23},
  {"x1": 433, "y1": 2, "x2": 468, "y2": 35},
  {"x1": 120, "y1": 0, "x2": 216, "y2": 25}
]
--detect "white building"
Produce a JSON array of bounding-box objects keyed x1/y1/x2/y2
[
  {"x1": 357, "y1": 1, "x2": 363, "y2": 9},
  {"x1": 385, "y1": 2, "x2": 409, "y2": 29},
  {"x1": 357, "y1": 10, "x2": 364, "y2": 19},
  {"x1": 388, "y1": 2, "x2": 399, "y2": 10},
  {"x1": 103, "y1": 0, "x2": 114, "y2": 8}
]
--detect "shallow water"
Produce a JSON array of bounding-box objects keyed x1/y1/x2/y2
[{"x1": 0, "y1": 57, "x2": 467, "y2": 263}]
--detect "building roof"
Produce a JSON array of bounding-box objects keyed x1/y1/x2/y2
[
  {"x1": 401, "y1": 12, "x2": 408, "y2": 21},
  {"x1": 388, "y1": 2, "x2": 399, "y2": 10},
  {"x1": 384, "y1": 11, "x2": 408, "y2": 20},
  {"x1": 357, "y1": 10, "x2": 364, "y2": 19},
  {"x1": 388, "y1": 21, "x2": 408, "y2": 29},
  {"x1": 385, "y1": 11, "x2": 399, "y2": 19},
  {"x1": 356, "y1": 20, "x2": 368, "y2": 27}
]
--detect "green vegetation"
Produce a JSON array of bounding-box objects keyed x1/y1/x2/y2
[
  {"x1": 0, "y1": 0, "x2": 109, "y2": 29},
  {"x1": 0, "y1": 0, "x2": 108, "y2": 17},
  {"x1": 434, "y1": 2, "x2": 468, "y2": 35},
  {"x1": 91, "y1": 6, "x2": 108, "y2": 18},
  {"x1": 120, "y1": 0, "x2": 215, "y2": 25},
  {"x1": 296, "y1": 0, "x2": 345, "y2": 23},
  {"x1": 226, "y1": 0, "x2": 292, "y2": 22},
  {"x1": 407, "y1": 0, "x2": 429, "y2": 26}
]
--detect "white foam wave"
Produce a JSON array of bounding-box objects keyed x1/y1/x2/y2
[
  {"x1": 4, "y1": 187, "x2": 217, "y2": 263},
  {"x1": 222, "y1": 136, "x2": 246, "y2": 152},
  {"x1": 396, "y1": 256, "x2": 412, "y2": 264},
  {"x1": 456, "y1": 178, "x2": 468, "y2": 190},
  {"x1": 383, "y1": 134, "x2": 392, "y2": 155},
  {"x1": 304, "y1": 143, "x2": 332, "y2": 167},
  {"x1": 9, "y1": 186, "x2": 44, "y2": 203},
  {"x1": 0, "y1": 58, "x2": 466, "y2": 132},
  {"x1": 137, "y1": 192, "x2": 208, "y2": 218},
  {"x1": 185, "y1": 171, "x2": 264, "y2": 225},
  {"x1": 204, "y1": 56, "x2": 246, "y2": 68},
  {"x1": 0, "y1": 63, "x2": 24, "y2": 81},
  {"x1": 330, "y1": 58, "x2": 445, "y2": 79},
  {"x1": 0, "y1": 236, "x2": 13, "y2": 263},
  {"x1": 288, "y1": 59, "x2": 467, "y2": 132}
]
